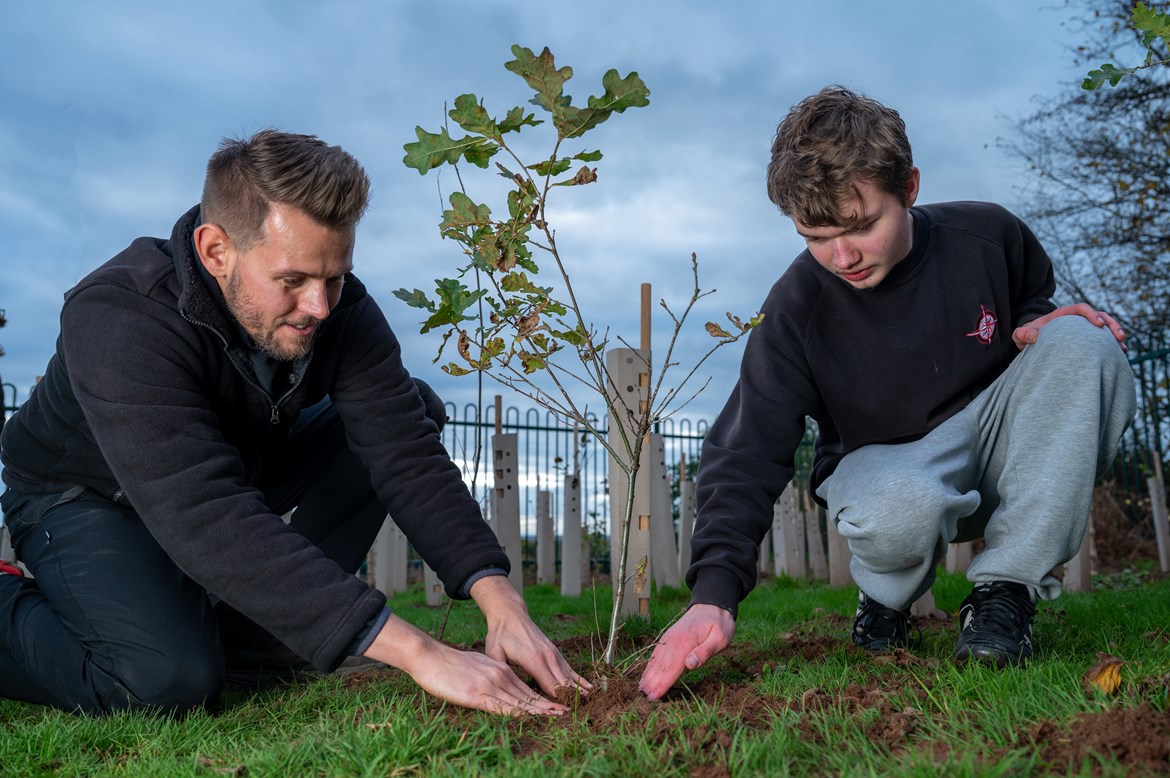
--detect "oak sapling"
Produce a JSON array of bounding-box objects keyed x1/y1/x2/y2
[
  {"x1": 397, "y1": 44, "x2": 760, "y2": 665},
  {"x1": 1082, "y1": 2, "x2": 1170, "y2": 89}
]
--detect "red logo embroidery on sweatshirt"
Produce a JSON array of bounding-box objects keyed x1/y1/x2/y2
[{"x1": 966, "y1": 305, "x2": 997, "y2": 345}]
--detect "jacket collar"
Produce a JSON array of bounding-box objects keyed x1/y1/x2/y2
[{"x1": 172, "y1": 204, "x2": 234, "y2": 339}]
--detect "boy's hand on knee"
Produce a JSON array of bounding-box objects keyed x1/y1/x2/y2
[
  {"x1": 1012, "y1": 303, "x2": 1127, "y2": 352},
  {"x1": 638, "y1": 604, "x2": 735, "y2": 701}
]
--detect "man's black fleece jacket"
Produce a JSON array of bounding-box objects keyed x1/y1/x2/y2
[
  {"x1": 0, "y1": 205, "x2": 509, "y2": 671},
  {"x1": 687, "y1": 202, "x2": 1056, "y2": 616}
]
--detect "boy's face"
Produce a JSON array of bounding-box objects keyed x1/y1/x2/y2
[{"x1": 793, "y1": 169, "x2": 919, "y2": 290}]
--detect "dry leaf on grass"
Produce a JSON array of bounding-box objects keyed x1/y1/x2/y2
[{"x1": 1081, "y1": 653, "x2": 1125, "y2": 695}]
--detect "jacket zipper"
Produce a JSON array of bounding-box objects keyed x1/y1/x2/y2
[{"x1": 180, "y1": 311, "x2": 309, "y2": 425}]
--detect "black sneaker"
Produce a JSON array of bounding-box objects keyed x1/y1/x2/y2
[
  {"x1": 852, "y1": 591, "x2": 912, "y2": 651},
  {"x1": 955, "y1": 581, "x2": 1036, "y2": 668}
]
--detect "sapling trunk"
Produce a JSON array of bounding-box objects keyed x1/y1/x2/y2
[{"x1": 603, "y1": 435, "x2": 644, "y2": 665}]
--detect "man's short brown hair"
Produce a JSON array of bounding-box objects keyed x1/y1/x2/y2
[
  {"x1": 202, "y1": 129, "x2": 370, "y2": 249},
  {"x1": 766, "y1": 86, "x2": 914, "y2": 227}
]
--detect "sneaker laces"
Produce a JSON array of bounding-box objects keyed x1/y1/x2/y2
[
  {"x1": 854, "y1": 593, "x2": 911, "y2": 643},
  {"x1": 962, "y1": 582, "x2": 1035, "y2": 635}
]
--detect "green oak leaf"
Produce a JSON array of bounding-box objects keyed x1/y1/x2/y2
[
  {"x1": 495, "y1": 161, "x2": 518, "y2": 180},
  {"x1": 517, "y1": 350, "x2": 547, "y2": 373},
  {"x1": 403, "y1": 126, "x2": 496, "y2": 173},
  {"x1": 550, "y1": 324, "x2": 588, "y2": 347},
  {"x1": 529, "y1": 157, "x2": 574, "y2": 177},
  {"x1": 557, "y1": 69, "x2": 651, "y2": 138},
  {"x1": 573, "y1": 149, "x2": 603, "y2": 162},
  {"x1": 482, "y1": 337, "x2": 506, "y2": 358},
  {"x1": 448, "y1": 93, "x2": 500, "y2": 139},
  {"x1": 1133, "y1": 2, "x2": 1170, "y2": 49},
  {"x1": 589, "y1": 69, "x2": 652, "y2": 114},
  {"x1": 1082, "y1": 63, "x2": 1139, "y2": 90},
  {"x1": 500, "y1": 271, "x2": 550, "y2": 295},
  {"x1": 441, "y1": 192, "x2": 492, "y2": 231},
  {"x1": 498, "y1": 106, "x2": 543, "y2": 134},
  {"x1": 392, "y1": 288, "x2": 436, "y2": 311},
  {"x1": 417, "y1": 278, "x2": 486, "y2": 333},
  {"x1": 463, "y1": 141, "x2": 499, "y2": 169},
  {"x1": 505, "y1": 45, "x2": 573, "y2": 114}
]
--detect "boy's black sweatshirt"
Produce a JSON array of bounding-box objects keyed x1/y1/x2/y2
[{"x1": 687, "y1": 202, "x2": 1056, "y2": 616}]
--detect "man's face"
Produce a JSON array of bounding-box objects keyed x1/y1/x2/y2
[
  {"x1": 793, "y1": 171, "x2": 919, "y2": 290},
  {"x1": 216, "y1": 203, "x2": 354, "y2": 361}
]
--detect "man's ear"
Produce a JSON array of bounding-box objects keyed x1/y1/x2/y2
[
  {"x1": 903, "y1": 167, "x2": 921, "y2": 207},
  {"x1": 194, "y1": 222, "x2": 234, "y2": 278}
]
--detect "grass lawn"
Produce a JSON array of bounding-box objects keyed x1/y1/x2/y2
[{"x1": 2, "y1": 568, "x2": 1168, "y2": 776}]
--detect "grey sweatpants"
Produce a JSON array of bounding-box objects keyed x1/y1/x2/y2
[{"x1": 816, "y1": 316, "x2": 1137, "y2": 610}]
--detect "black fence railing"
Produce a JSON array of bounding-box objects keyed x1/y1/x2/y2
[
  {"x1": 1, "y1": 382, "x2": 17, "y2": 422},
  {"x1": 436, "y1": 400, "x2": 820, "y2": 575},
  {"x1": 1103, "y1": 331, "x2": 1170, "y2": 525},
  {"x1": 439, "y1": 402, "x2": 711, "y2": 542}
]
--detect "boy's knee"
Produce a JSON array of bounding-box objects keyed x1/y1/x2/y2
[
  {"x1": 1036, "y1": 315, "x2": 1119, "y2": 360},
  {"x1": 846, "y1": 527, "x2": 938, "y2": 574},
  {"x1": 837, "y1": 473, "x2": 962, "y2": 531},
  {"x1": 1039, "y1": 317, "x2": 1132, "y2": 398}
]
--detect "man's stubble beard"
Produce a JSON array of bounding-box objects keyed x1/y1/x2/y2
[{"x1": 224, "y1": 269, "x2": 318, "y2": 362}]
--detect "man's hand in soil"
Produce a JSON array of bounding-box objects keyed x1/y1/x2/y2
[
  {"x1": 472, "y1": 574, "x2": 593, "y2": 701},
  {"x1": 363, "y1": 611, "x2": 569, "y2": 716},
  {"x1": 639, "y1": 603, "x2": 735, "y2": 701}
]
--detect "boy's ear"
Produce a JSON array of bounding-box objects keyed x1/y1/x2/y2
[
  {"x1": 194, "y1": 222, "x2": 233, "y2": 278},
  {"x1": 904, "y1": 167, "x2": 921, "y2": 207}
]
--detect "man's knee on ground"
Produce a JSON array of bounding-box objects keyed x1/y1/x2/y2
[{"x1": 98, "y1": 648, "x2": 224, "y2": 715}]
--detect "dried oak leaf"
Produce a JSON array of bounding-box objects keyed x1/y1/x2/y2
[{"x1": 1081, "y1": 652, "x2": 1125, "y2": 695}]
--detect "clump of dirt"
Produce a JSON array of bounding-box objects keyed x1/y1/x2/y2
[
  {"x1": 1025, "y1": 703, "x2": 1170, "y2": 775},
  {"x1": 339, "y1": 614, "x2": 1168, "y2": 775}
]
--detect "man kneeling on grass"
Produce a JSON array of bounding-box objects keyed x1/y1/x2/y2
[
  {"x1": 0, "y1": 129, "x2": 590, "y2": 716},
  {"x1": 640, "y1": 87, "x2": 1136, "y2": 700}
]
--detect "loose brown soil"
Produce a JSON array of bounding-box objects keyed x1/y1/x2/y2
[{"x1": 341, "y1": 612, "x2": 1170, "y2": 776}]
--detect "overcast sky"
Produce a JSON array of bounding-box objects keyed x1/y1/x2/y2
[{"x1": 0, "y1": 0, "x2": 1091, "y2": 423}]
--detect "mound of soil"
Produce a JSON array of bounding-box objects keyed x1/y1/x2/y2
[
  {"x1": 342, "y1": 618, "x2": 1170, "y2": 775},
  {"x1": 1026, "y1": 704, "x2": 1170, "y2": 775}
]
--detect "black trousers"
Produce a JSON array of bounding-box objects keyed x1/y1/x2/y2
[{"x1": 0, "y1": 395, "x2": 425, "y2": 715}]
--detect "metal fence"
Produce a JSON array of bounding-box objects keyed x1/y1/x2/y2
[
  {"x1": 1105, "y1": 331, "x2": 1170, "y2": 522},
  {"x1": 439, "y1": 400, "x2": 711, "y2": 543}
]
